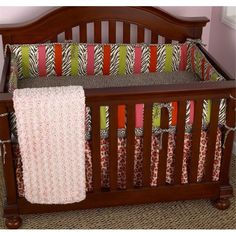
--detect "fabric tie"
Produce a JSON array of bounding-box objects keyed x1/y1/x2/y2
[
  {"x1": 156, "y1": 126, "x2": 176, "y2": 150},
  {"x1": 223, "y1": 124, "x2": 236, "y2": 149},
  {"x1": 0, "y1": 139, "x2": 11, "y2": 164},
  {"x1": 186, "y1": 38, "x2": 207, "y2": 47},
  {"x1": 0, "y1": 112, "x2": 8, "y2": 117}
]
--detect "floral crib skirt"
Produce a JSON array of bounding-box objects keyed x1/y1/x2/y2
[{"x1": 14, "y1": 128, "x2": 222, "y2": 197}]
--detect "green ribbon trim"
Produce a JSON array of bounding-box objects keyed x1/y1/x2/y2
[
  {"x1": 118, "y1": 45, "x2": 127, "y2": 75},
  {"x1": 100, "y1": 106, "x2": 107, "y2": 130},
  {"x1": 164, "y1": 45, "x2": 173, "y2": 72},
  {"x1": 21, "y1": 46, "x2": 30, "y2": 78},
  {"x1": 71, "y1": 44, "x2": 79, "y2": 76}
]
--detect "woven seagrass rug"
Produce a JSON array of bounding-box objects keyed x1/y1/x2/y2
[{"x1": 0, "y1": 156, "x2": 235, "y2": 229}]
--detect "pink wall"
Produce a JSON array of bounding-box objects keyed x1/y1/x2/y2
[
  {"x1": 0, "y1": 7, "x2": 235, "y2": 79},
  {"x1": 208, "y1": 7, "x2": 236, "y2": 78}
]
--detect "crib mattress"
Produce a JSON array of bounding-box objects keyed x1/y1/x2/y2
[{"x1": 17, "y1": 71, "x2": 202, "y2": 89}]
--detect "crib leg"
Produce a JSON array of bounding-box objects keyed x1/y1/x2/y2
[
  {"x1": 212, "y1": 198, "x2": 230, "y2": 210},
  {"x1": 5, "y1": 216, "x2": 22, "y2": 229}
]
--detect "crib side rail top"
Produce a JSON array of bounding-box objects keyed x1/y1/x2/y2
[{"x1": 0, "y1": 81, "x2": 235, "y2": 110}]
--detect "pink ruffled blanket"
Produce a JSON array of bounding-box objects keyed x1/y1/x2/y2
[{"x1": 13, "y1": 86, "x2": 86, "y2": 204}]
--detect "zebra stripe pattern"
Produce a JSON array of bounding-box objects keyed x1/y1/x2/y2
[
  {"x1": 157, "y1": 45, "x2": 166, "y2": 72},
  {"x1": 9, "y1": 43, "x2": 193, "y2": 78},
  {"x1": 125, "y1": 45, "x2": 135, "y2": 74},
  {"x1": 172, "y1": 44, "x2": 181, "y2": 71},
  {"x1": 29, "y1": 45, "x2": 39, "y2": 78},
  {"x1": 109, "y1": 44, "x2": 120, "y2": 75},
  {"x1": 141, "y1": 45, "x2": 150, "y2": 73},
  {"x1": 45, "y1": 45, "x2": 55, "y2": 77},
  {"x1": 78, "y1": 44, "x2": 87, "y2": 76},
  {"x1": 62, "y1": 43, "x2": 71, "y2": 76},
  {"x1": 94, "y1": 45, "x2": 104, "y2": 75}
]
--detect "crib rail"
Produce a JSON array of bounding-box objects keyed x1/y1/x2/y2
[
  {"x1": 85, "y1": 81, "x2": 236, "y2": 103},
  {"x1": 83, "y1": 82, "x2": 235, "y2": 193},
  {"x1": 0, "y1": 81, "x2": 235, "y2": 201}
]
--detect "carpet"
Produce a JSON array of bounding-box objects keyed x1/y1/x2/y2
[{"x1": 0, "y1": 156, "x2": 235, "y2": 229}]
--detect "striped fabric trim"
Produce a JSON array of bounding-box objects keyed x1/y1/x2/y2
[
  {"x1": 207, "y1": 100, "x2": 211, "y2": 123},
  {"x1": 195, "y1": 50, "x2": 202, "y2": 77},
  {"x1": 103, "y1": 45, "x2": 111, "y2": 75},
  {"x1": 190, "y1": 46, "x2": 195, "y2": 73},
  {"x1": 21, "y1": 46, "x2": 30, "y2": 78},
  {"x1": 118, "y1": 105, "x2": 126, "y2": 129},
  {"x1": 87, "y1": 45, "x2": 95, "y2": 75},
  {"x1": 206, "y1": 64, "x2": 211, "y2": 81},
  {"x1": 149, "y1": 45, "x2": 157, "y2": 72},
  {"x1": 38, "y1": 45, "x2": 47, "y2": 77},
  {"x1": 55, "y1": 44, "x2": 62, "y2": 76},
  {"x1": 71, "y1": 44, "x2": 79, "y2": 76},
  {"x1": 164, "y1": 45, "x2": 173, "y2": 72},
  {"x1": 100, "y1": 106, "x2": 107, "y2": 130},
  {"x1": 201, "y1": 57, "x2": 206, "y2": 80},
  {"x1": 189, "y1": 100, "x2": 195, "y2": 124},
  {"x1": 211, "y1": 72, "x2": 219, "y2": 81},
  {"x1": 179, "y1": 44, "x2": 187, "y2": 71},
  {"x1": 152, "y1": 105, "x2": 161, "y2": 128},
  {"x1": 118, "y1": 45, "x2": 127, "y2": 75},
  {"x1": 134, "y1": 46, "x2": 142, "y2": 73},
  {"x1": 171, "y1": 102, "x2": 178, "y2": 126},
  {"x1": 135, "y1": 104, "x2": 144, "y2": 128},
  {"x1": 10, "y1": 42, "x2": 226, "y2": 81}
]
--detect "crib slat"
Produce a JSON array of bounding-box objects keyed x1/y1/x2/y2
[
  {"x1": 51, "y1": 35, "x2": 58, "y2": 43},
  {"x1": 173, "y1": 101, "x2": 186, "y2": 184},
  {"x1": 189, "y1": 100, "x2": 203, "y2": 183},
  {"x1": 137, "y1": 27, "x2": 144, "y2": 43},
  {"x1": 0, "y1": 106, "x2": 18, "y2": 205},
  {"x1": 109, "y1": 105, "x2": 118, "y2": 190},
  {"x1": 151, "y1": 32, "x2": 158, "y2": 43},
  {"x1": 109, "y1": 21, "x2": 116, "y2": 43},
  {"x1": 80, "y1": 23, "x2": 87, "y2": 43},
  {"x1": 91, "y1": 105, "x2": 101, "y2": 192},
  {"x1": 204, "y1": 99, "x2": 220, "y2": 182},
  {"x1": 157, "y1": 107, "x2": 169, "y2": 185},
  {"x1": 123, "y1": 22, "x2": 130, "y2": 43},
  {"x1": 94, "y1": 21, "x2": 102, "y2": 43},
  {"x1": 142, "y1": 103, "x2": 153, "y2": 187},
  {"x1": 126, "y1": 104, "x2": 135, "y2": 189},
  {"x1": 220, "y1": 96, "x2": 236, "y2": 184},
  {"x1": 165, "y1": 38, "x2": 172, "y2": 44},
  {"x1": 65, "y1": 29, "x2": 72, "y2": 41}
]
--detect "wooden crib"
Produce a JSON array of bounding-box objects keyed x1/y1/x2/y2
[{"x1": 0, "y1": 7, "x2": 235, "y2": 229}]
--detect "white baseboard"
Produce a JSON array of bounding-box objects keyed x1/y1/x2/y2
[{"x1": 233, "y1": 141, "x2": 236, "y2": 156}]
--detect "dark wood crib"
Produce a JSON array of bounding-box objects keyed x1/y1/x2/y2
[{"x1": 0, "y1": 7, "x2": 235, "y2": 229}]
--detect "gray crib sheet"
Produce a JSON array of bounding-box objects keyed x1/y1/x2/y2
[{"x1": 17, "y1": 71, "x2": 203, "y2": 89}]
